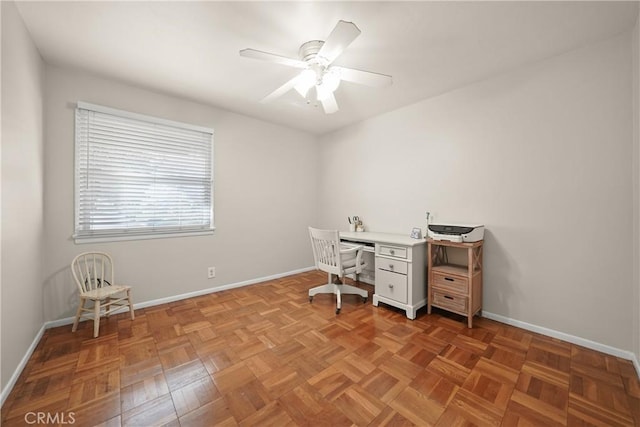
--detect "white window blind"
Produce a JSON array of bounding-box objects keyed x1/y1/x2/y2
[{"x1": 74, "y1": 102, "x2": 214, "y2": 243}]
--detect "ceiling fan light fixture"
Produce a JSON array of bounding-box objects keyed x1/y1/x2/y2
[
  {"x1": 316, "y1": 68, "x2": 341, "y2": 102},
  {"x1": 322, "y1": 68, "x2": 341, "y2": 93},
  {"x1": 315, "y1": 82, "x2": 332, "y2": 102},
  {"x1": 241, "y1": 20, "x2": 392, "y2": 114},
  {"x1": 294, "y1": 69, "x2": 317, "y2": 97}
]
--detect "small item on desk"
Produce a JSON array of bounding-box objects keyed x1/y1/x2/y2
[
  {"x1": 348, "y1": 217, "x2": 356, "y2": 232},
  {"x1": 352, "y1": 215, "x2": 363, "y2": 232},
  {"x1": 410, "y1": 228, "x2": 422, "y2": 239}
]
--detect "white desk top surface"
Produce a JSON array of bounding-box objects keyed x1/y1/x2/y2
[{"x1": 340, "y1": 231, "x2": 426, "y2": 247}]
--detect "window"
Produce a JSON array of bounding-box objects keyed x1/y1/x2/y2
[{"x1": 74, "y1": 102, "x2": 213, "y2": 243}]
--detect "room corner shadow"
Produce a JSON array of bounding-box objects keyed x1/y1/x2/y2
[{"x1": 42, "y1": 265, "x2": 78, "y2": 322}]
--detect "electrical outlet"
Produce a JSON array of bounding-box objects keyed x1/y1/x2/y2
[{"x1": 208, "y1": 267, "x2": 215, "y2": 279}]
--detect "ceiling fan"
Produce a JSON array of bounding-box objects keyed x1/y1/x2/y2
[{"x1": 240, "y1": 20, "x2": 392, "y2": 114}]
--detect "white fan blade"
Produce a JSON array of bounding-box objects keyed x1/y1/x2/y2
[
  {"x1": 320, "y1": 92, "x2": 339, "y2": 114},
  {"x1": 260, "y1": 73, "x2": 304, "y2": 103},
  {"x1": 240, "y1": 48, "x2": 307, "y2": 69},
  {"x1": 317, "y1": 20, "x2": 361, "y2": 65},
  {"x1": 333, "y1": 66, "x2": 392, "y2": 87}
]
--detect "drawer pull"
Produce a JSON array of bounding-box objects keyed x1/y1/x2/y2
[
  {"x1": 445, "y1": 277, "x2": 454, "y2": 282},
  {"x1": 390, "y1": 249, "x2": 395, "y2": 255},
  {"x1": 388, "y1": 284, "x2": 394, "y2": 289},
  {"x1": 444, "y1": 295, "x2": 454, "y2": 300},
  {"x1": 389, "y1": 264, "x2": 394, "y2": 270}
]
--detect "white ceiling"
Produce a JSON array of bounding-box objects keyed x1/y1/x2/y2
[{"x1": 16, "y1": 1, "x2": 639, "y2": 135}]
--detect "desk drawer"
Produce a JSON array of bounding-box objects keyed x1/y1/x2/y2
[
  {"x1": 378, "y1": 245, "x2": 407, "y2": 259},
  {"x1": 376, "y1": 258, "x2": 408, "y2": 275},
  {"x1": 376, "y1": 270, "x2": 407, "y2": 304},
  {"x1": 432, "y1": 290, "x2": 467, "y2": 313},
  {"x1": 432, "y1": 271, "x2": 468, "y2": 294}
]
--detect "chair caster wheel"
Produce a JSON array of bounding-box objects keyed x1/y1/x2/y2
[{"x1": 335, "y1": 308, "x2": 340, "y2": 314}]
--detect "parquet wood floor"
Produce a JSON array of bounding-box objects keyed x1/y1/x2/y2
[{"x1": 2, "y1": 270, "x2": 639, "y2": 426}]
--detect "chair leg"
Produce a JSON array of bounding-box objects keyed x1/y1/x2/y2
[
  {"x1": 128, "y1": 289, "x2": 135, "y2": 320},
  {"x1": 93, "y1": 300, "x2": 100, "y2": 338},
  {"x1": 336, "y1": 287, "x2": 342, "y2": 313},
  {"x1": 72, "y1": 297, "x2": 84, "y2": 332},
  {"x1": 105, "y1": 297, "x2": 111, "y2": 318},
  {"x1": 336, "y1": 284, "x2": 368, "y2": 299}
]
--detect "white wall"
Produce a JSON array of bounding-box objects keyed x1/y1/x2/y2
[
  {"x1": 318, "y1": 34, "x2": 633, "y2": 351},
  {"x1": 1, "y1": 1, "x2": 45, "y2": 390},
  {"x1": 43, "y1": 66, "x2": 318, "y2": 321}
]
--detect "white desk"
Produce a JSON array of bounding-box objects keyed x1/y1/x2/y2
[{"x1": 340, "y1": 231, "x2": 427, "y2": 319}]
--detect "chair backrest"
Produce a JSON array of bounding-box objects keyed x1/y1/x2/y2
[
  {"x1": 308, "y1": 227, "x2": 342, "y2": 276},
  {"x1": 71, "y1": 252, "x2": 114, "y2": 294}
]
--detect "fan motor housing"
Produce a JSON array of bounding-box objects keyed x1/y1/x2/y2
[{"x1": 298, "y1": 40, "x2": 325, "y2": 63}]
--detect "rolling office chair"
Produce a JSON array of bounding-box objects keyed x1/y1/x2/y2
[
  {"x1": 71, "y1": 252, "x2": 135, "y2": 337},
  {"x1": 308, "y1": 227, "x2": 368, "y2": 314}
]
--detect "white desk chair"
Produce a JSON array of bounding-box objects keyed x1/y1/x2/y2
[
  {"x1": 71, "y1": 252, "x2": 134, "y2": 337},
  {"x1": 308, "y1": 227, "x2": 368, "y2": 314}
]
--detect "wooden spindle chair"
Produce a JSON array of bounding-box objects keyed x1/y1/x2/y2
[{"x1": 71, "y1": 252, "x2": 134, "y2": 337}]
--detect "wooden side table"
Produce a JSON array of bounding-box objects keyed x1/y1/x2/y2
[{"x1": 427, "y1": 239, "x2": 483, "y2": 327}]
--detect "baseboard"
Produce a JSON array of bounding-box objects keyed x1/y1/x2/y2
[
  {"x1": 2, "y1": 266, "x2": 316, "y2": 403},
  {"x1": 633, "y1": 353, "x2": 640, "y2": 377},
  {"x1": 1, "y1": 324, "x2": 45, "y2": 407},
  {"x1": 482, "y1": 311, "x2": 639, "y2": 367}
]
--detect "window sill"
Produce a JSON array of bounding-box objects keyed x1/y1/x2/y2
[{"x1": 73, "y1": 229, "x2": 215, "y2": 244}]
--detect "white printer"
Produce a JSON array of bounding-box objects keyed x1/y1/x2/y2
[{"x1": 427, "y1": 223, "x2": 484, "y2": 243}]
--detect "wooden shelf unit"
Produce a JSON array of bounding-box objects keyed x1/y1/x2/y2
[{"x1": 427, "y1": 238, "x2": 483, "y2": 328}]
